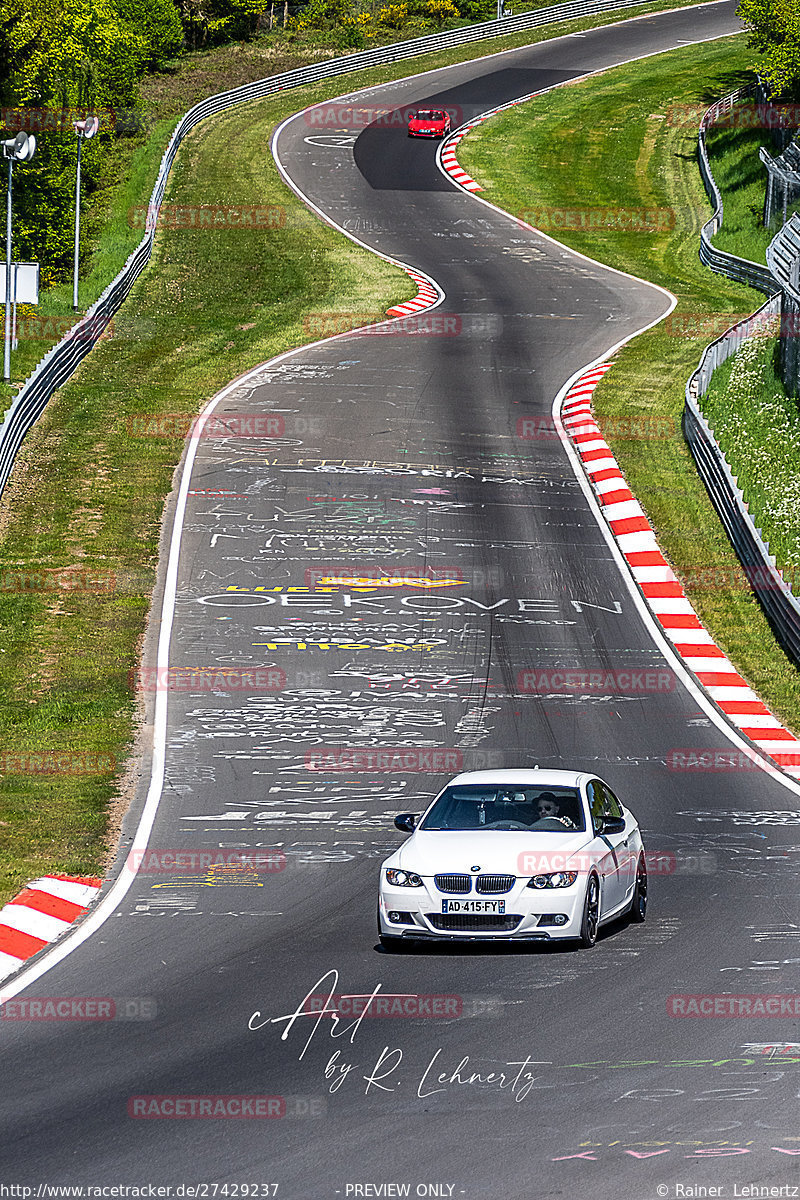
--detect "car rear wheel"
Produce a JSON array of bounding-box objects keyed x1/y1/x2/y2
[
  {"x1": 578, "y1": 874, "x2": 600, "y2": 948},
  {"x1": 629, "y1": 854, "x2": 647, "y2": 923}
]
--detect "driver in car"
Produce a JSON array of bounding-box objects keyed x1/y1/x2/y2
[{"x1": 534, "y1": 792, "x2": 577, "y2": 830}]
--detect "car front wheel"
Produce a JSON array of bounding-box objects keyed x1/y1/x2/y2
[{"x1": 578, "y1": 874, "x2": 600, "y2": 948}]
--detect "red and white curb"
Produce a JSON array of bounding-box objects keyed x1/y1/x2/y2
[
  {"x1": 440, "y1": 127, "x2": 484, "y2": 192},
  {"x1": 386, "y1": 268, "x2": 440, "y2": 317},
  {"x1": 563, "y1": 364, "x2": 800, "y2": 781},
  {"x1": 0, "y1": 874, "x2": 102, "y2": 981},
  {"x1": 439, "y1": 92, "x2": 549, "y2": 194}
]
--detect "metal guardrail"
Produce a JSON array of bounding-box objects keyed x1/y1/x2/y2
[
  {"x1": 0, "y1": 0, "x2": 666, "y2": 500},
  {"x1": 697, "y1": 86, "x2": 779, "y2": 294},
  {"x1": 686, "y1": 293, "x2": 781, "y2": 401},
  {"x1": 683, "y1": 293, "x2": 800, "y2": 665},
  {"x1": 760, "y1": 141, "x2": 800, "y2": 230},
  {"x1": 766, "y1": 210, "x2": 800, "y2": 297},
  {"x1": 686, "y1": 90, "x2": 800, "y2": 665},
  {"x1": 766, "y1": 211, "x2": 800, "y2": 398}
]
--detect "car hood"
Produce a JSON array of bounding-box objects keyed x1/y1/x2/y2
[{"x1": 390, "y1": 830, "x2": 594, "y2": 876}]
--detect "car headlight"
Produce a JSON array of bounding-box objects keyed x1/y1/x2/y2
[
  {"x1": 526, "y1": 871, "x2": 578, "y2": 889},
  {"x1": 385, "y1": 869, "x2": 423, "y2": 887}
]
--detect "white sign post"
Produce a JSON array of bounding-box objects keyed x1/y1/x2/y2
[
  {"x1": 0, "y1": 262, "x2": 40, "y2": 349},
  {"x1": 2, "y1": 132, "x2": 37, "y2": 381}
]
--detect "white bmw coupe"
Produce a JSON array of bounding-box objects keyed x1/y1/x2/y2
[{"x1": 378, "y1": 769, "x2": 646, "y2": 949}]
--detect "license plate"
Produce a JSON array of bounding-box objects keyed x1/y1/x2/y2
[{"x1": 442, "y1": 900, "x2": 505, "y2": 914}]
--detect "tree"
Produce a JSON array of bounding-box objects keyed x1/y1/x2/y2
[
  {"x1": 111, "y1": 0, "x2": 184, "y2": 70},
  {"x1": 178, "y1": 0, "x2": 268, "y2": 47},
  {"x1": 1, "y1": 0, "x2": 149, "y2": 283},
  {"x1": 737, "y1": 0, "x2": 800, "y2": 98}
]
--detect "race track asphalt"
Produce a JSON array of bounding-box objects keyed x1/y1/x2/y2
[{"x1": 7, "y1": 5, "x2": 800, "y2": 1197}]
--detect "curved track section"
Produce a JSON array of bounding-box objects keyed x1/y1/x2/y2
[{"x1": 9, "y1": 7, "x2": 800, "y2": 1199}]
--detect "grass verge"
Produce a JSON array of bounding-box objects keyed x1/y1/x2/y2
[{"x1": 458, "y1": 35, "x2": 800, "y2": 731}]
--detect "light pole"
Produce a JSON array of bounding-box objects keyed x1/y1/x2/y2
[
  {"x1": 72, "y1": 116, "x2": 99, "y2": 312},
  {"x1": 2, "y1": 131, "x2": 36, "y2": 384}
]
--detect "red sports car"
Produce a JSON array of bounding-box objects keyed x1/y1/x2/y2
[{"x1": 407, "y1": 109, "x2": 451, "y2": 139}]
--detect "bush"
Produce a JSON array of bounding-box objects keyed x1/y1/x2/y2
[
  {"x1": 425, "y1": 0, "x2": 459, "y2": 23},
  {"x1": 460, "y1": 0, "x2": 493, "y2": 17},
  {"x1": 290, "y1": 0, "x2": 352, "y2": 29},
  {"x1": 377, "y1": 3, "x2": 407, "y2": 27}
]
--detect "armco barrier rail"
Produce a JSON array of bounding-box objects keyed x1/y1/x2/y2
[
  {"x1": 683, "y1": 293, "x2": 800, "y2": 665},
  {"x1": 0, "y1": 0, "x2": 663, "y2": 502},
  {"x1": 766, "y1": 210, "x2": 800, "y2": 397},
  {"x1": 687, "y1": 89, "x2": 800, "y2": 665},
  {"x1": 698, "y1": 86, "x2": 778, "y2": 294}
]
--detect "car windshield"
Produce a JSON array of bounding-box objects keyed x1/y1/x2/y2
[
  {"x1": 419, "y1": 785, "x2": 585, "y2": 832},
  {"x1": 413, "y1": 111, "x2": 443, "y2": 121}
]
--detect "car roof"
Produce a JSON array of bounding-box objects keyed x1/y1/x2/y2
[{"x1": 444, "y1": 769, "x2": 589, "y2": 788}]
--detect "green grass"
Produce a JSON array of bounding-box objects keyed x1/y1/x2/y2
[
  {"x1": 0, "y1": 0, "x2": 736, "y2": 905},
  {"x1": 459, "y1": 35, "x2": 800, "y2": 731}
]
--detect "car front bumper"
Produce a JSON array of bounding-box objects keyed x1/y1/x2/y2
[{"x1": 378, "y1": 880, "x2": 586, "y2": 941}]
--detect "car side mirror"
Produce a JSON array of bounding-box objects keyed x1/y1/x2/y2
[
  {"x1": 602, "y1": 816, "x2": 626, "y2": 835},
  {"x1": 394, "y1": 813, "x2": 419, "y2": 833}
]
